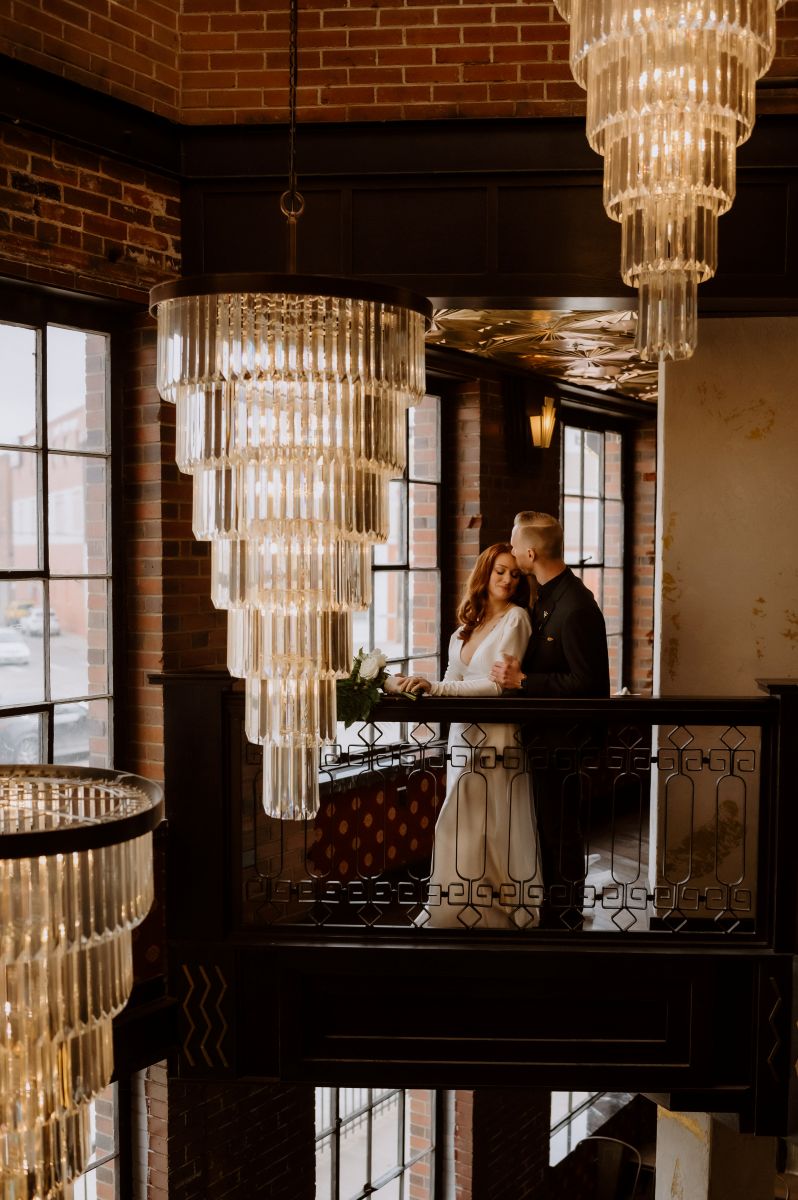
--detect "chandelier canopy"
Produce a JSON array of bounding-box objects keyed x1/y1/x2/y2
[
  {"x1": 0, "y1": 766, "x2": 161, "y2": 1197},
  {"x1": 554, "y1": 0, "x2": 786, "y2": 361},
  {"x1": 150, "y1": 273, "x2": 431, "y2": 819}
]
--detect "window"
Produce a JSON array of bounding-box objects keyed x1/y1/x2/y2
[
  {"x1": 316, "y1": 1087, "x2": 436, "y2": 1200},
  {"x1": 550, "y1": 1090, "x2": 636, "y2": 1167},
  {"x1": 0, "y1": 308, "x2": 114, "y2": 766},
  {"x1": 342, "y1": 394, "x2": 441, "y2": 742},
  {"x1": 561, "y1": 424, "x2": 624, "y2": 692},
  {"x1": 72, "y1": 1083, "x2": 120, "y2": 1199}
]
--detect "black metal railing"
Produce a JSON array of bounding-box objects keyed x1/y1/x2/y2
[{"x1": 238, "y1": 684, "x2": 798, "y2": 945}]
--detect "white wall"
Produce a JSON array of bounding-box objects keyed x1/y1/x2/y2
[{"x1": 655, "y1": 317, "x2": 798, "y2": 697}]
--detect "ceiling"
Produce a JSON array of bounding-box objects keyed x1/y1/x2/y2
[{"x1": 427, "y1": 308, "x2": 659, "y2": 403}]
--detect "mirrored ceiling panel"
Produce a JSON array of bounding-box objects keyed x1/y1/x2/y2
[{"x1": 427, "y1": 309, "x2": 659, "y2": 403}]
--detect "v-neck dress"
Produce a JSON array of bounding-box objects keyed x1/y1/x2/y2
[{"x1": 421, "y1": 606, "x2": 543, "y2": 930}]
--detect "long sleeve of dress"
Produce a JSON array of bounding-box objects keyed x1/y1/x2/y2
[{"x1": 429, "y1": 609, "x2": 531, "y2": 697}]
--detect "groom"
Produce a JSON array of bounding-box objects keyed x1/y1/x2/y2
[{"x1": 490, "y1": 510, "x2": 610, "y2": 926}]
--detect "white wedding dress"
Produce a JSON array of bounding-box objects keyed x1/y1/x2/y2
[{"x1": 421, "y1": 606, "x2": 543, "y2": 930}]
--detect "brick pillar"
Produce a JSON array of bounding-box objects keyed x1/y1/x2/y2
[
  {"x1": 470, "y1": 1087, "x2": 551, "y2": 1199},
  {"x1": 165, "y1": 1079, "x2": 315, "y2": 1200},
  {"x1": 629, "y1": 421, "x2": 656, "y2": 696}
]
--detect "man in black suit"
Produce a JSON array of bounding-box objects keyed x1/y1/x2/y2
[{"x1": 491, "y1": 511, "x2": 611, "y2": 925}]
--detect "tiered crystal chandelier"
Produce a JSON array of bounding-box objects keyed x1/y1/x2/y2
[
  {"x1": 554, "y1": 0, "x2": 786, "y2": 361},
  {"x1": 150, "y1": 0, "x2": 430, "y2": 821},
  {"x1": 0, "y1": 766, "x2": 161, "y2": 1197}
]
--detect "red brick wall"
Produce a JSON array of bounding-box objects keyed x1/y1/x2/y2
[
  {"x1": 3, "y1": 1, "x2": 796, "y2": 125},
  {"x1": 166, "y1": 1079, "x2": 314, "y2": 1200},
  {"x1": 470, "y1": 1087, "x2": 550, "y2": 1199},
  {"x1": 121, "y1": 314, "x2": 227, "y2": 782},
  {"x1": 132, "y1": 1062, "x2": 170, "y2": 1200},
  {"x1": 629, "y1": 422, "x2": 656, "y2": 697},
  {"x1": 0, "y1": 124, "x2": 179, "y2": 301},
  {"x1": 0, "y1": 0, "x2": 180, "y2": 119},
  {"x1": 453, "y1": 1090, "x2": 474, "y2": 1200}
]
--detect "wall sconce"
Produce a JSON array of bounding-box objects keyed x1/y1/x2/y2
[{"x1": 529, "y1": 396, "x2": 557, "y2": 449}]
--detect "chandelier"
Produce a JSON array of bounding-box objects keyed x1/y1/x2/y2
[
  {"x1": 553, "y1": 0, "x2": 786, "y2": 361},
  {"x1": 0, "y1": 766, "x2": 161, "y2": 1197},
  {"x1": 150, "y1": 0, "x2": 431, "y2": 821}
]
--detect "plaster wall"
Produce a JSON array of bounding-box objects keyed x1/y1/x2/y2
[{"x1": 655, "y1": 316, "x2": 798, "y2": 698}]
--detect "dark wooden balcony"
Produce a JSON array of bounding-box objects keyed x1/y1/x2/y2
[{"x1": 154, "y1": 673, "x2": 798, "y2": 1136}]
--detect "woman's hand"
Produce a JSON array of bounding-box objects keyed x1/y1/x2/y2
[
  {"x1": 393, "y1": 674, "x2": 432, "y2": 696},
  {"x1": 490, "y1": 653, "x2": 524, "y2": 690}
]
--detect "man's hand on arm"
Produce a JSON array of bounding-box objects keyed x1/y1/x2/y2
[{"x1": 490, "y1": 653, "x2": 525, "y2": 690}]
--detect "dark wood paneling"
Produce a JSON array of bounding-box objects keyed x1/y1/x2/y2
[
  {"x1": 352, "y1": 187, "x2": 489, "y2": 276},
  {"x1": 497, "y1": 183, "x2": 622, "y2": 279},
  {"x1": 197, "y1": 187, "x2": 344, "y2": 275}
]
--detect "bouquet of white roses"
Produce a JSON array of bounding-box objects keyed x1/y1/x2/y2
[{"x1": 336, "y1": 647, "x2": 395, "y2": 727}]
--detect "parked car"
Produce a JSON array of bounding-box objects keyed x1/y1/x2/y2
[
  {"x1": 0, "y1": 628, "x2": 31, "y2": 666},
  {"x1": 4, "y1": 599, "x2": 35, "y2": 627},
  {"x1": 20, "y1": 608, "x2": 60, "y2": 637},
  {"x1": 0, "y1": 703, "x2": 89, "y2": 764}
]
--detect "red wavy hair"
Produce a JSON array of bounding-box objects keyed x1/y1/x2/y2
[{"x1": 456, "y1": 542, "x2": 532, "y2": 642}]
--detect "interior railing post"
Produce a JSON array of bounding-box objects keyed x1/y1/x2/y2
[{"x1": 759, "y1": 679, "x2": 798, "y2": 954}]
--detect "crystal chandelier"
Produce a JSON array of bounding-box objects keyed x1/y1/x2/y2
[
  {"x1": 553, "y1": 0, "x2": 786, "y2": 361},
  {"x1": 0, "y1": 766, "x2": 161, "y2": 1197},
  {"x1": 150, "y1": 0, "x2": 431, "y2": 821}
]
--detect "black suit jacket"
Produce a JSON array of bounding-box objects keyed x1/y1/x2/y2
[{"x1": 520, "y1": 568, "x2": 610, "y2": 698}]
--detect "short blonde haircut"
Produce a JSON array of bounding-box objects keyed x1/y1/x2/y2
[{"x1": 513, "y1": 510, "x2": 564, "y2": 561}]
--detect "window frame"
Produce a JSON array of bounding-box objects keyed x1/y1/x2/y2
[
  {"x1": 0, "y1": 284, "x2": 128, "y2": 766},
  {"x1": 315, "y1": 1086, "x2": 439, "y2": 1200},
  {"x1": 558, "y1": 407, "x2": 634, "y2": 692},
  {"x1": 364, "y1": 395, "x2": 443, "y2": 679}
]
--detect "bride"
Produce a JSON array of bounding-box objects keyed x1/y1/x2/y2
[{"x1": 391, "y1": 543, "x2": 543, "y2": 930}]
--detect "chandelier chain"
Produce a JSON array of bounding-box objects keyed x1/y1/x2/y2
[{"x1": 280, "y1": 0, "x2": 305, "y2": 270}]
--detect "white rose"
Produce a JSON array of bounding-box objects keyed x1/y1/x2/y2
[{"x1": 359, "y1": 649, "x2": 387, "y2": 681}]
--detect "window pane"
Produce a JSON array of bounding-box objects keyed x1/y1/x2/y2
[
  {"x1": 581, "y1": 498, "x2": 601, "y2": 565},
  {"x1": 0, "y1": 322, "x2": 37, "y2": 446},
  {"x1": 580, "y1": 567, "x2": 603, "y2": 606},
  {"x1": 372, "y1": 1092, "x2": 401, "y2": 1181},
  {"x1": 339, "y1": 1115, "x2": 369, "y2": 1200},
  {"x1": 0, "y1": 710, "x2": 43, "y2": 764},
  {"x1": 603, "y1": 568, "x2": 624, "y2": 638},
  {"x1": 404, "y1": 1089, "x2": 434, "y2": 1159},
  {"x1": 563, "y1": 426, "x2": 581, "y2": 492},
  {"x1": 583, "y1": 430, "x2": 602, "y2": 497},
  {"x1": 2, "y1": 593, "x2": 45, "y2": 706},
  {"x1": 409, "y1": 395, "x2": 440, "y2": 482},
  {"x1": 408, "y1": 483, "x2": 437, "y2": 569},
  {"x1": 352, "y1": 608, "x2": 371, "y2": 657},
  {"x1": 47, "y1": 326, "x2": 109, "y2": 454},
  {"x1": 373, "y1": 1180, "x2": 400, "y2": 1200},
  {"x1": 374, "y1": 572, "x2": 407, "y2": 661},
  {"x1": 50, "y1": 579, "x2": 109, "y2": 700},
  {"x1": 562, "y1": 496, "x2": 581, "y2": 562},
  {"x1": 372, "y1": 1176, "x2": 398, "y2": 1195},
  {"x1": 409, "y1": 571, "x2": 439, "y2": 658},
  {"x1": 604, "y1": 499, "x2": 623, "y2": 567},
  {"x1": 405, "y1": 1150, "x2": 434, "y2": 1199},
  {"x1": 374, "y1": 480, "x2": 406, "y2": 567},
  {"x1": 408, "y1": 656, "x2": 438, "y2": 680},
  {"x1": 316, "y1": 1133, "x2": 333, "y2": 1200},
  {"x1": 608, "y1": 635, "x2": 623, "y2": 694},
  {"x1": 0, "y1": 447, "x2": 40, "y2": 571},
  {"x1": 53, "y1": 701, "x2": 92, "y2": 767},
  {"x1": 605, "y1": 430, "x2": 623, "y2": 498},
  {"x1": 48, "y1": 455, "x2": 108, "y2": 575}
]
